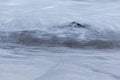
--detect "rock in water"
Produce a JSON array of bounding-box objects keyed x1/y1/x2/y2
[{"x1": 68, "y1": 21, "x2": 86, "y2": 28}]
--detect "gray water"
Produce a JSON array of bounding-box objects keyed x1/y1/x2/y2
[
  {"x1": 1, "y1": 0, "x2": 120, "y2": 48},
  {"x1": 0, "y1": 0, "x2": 120, "y2": 80}
]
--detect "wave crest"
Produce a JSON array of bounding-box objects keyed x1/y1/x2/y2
[{"x1": 0, "y1": 22, "x2": 120, "y2": 49}]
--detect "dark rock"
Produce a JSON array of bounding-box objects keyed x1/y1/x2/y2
[{"x1": 68, "y1": 21, "x2": 86, "y2": 28}]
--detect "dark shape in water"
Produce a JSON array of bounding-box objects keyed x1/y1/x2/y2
[{"x1": 67, "y1": 21, "x2": 86, "y2": 28}]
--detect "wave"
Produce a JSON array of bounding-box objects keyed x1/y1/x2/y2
[{"x1": 0, "y1": 21, "x2": 120, "y2": 49}]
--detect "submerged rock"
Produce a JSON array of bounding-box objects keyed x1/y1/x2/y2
[{"x1": 67, "y1": 21, "x2": 86, "y2": 28}]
